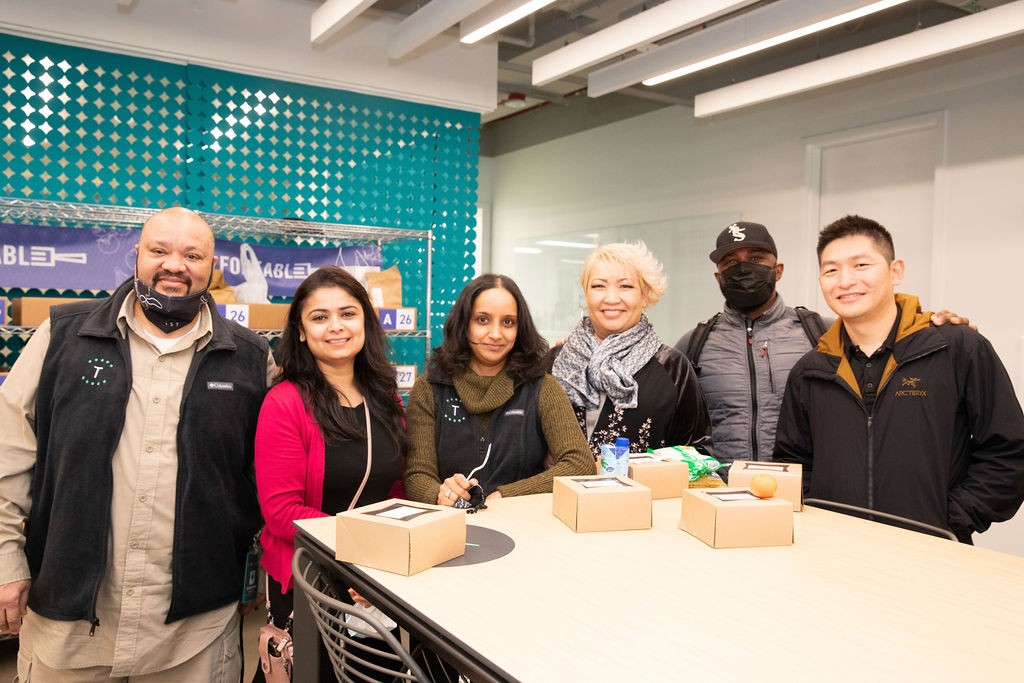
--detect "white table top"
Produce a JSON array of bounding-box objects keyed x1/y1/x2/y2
[{"x1": 296, "y1": 494, "x2": 1024, "y2": 682}]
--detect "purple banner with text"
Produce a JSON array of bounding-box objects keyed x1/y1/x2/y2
[{"x1": 0, "y1": 223, "x2": 381, "y2": 298}]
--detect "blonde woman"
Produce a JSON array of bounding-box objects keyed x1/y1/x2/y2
[{"x1": 550, "y1": 241, "x2": 713, "y2": 460}]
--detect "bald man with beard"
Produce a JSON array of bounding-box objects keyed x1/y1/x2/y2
[{"x1": 0, "y1": 207, "x2": 276, "y2": 681}]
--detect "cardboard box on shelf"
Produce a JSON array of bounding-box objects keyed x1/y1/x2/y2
[
  {"x1": 627, "y1": 454, "x2": 689, "y2": 499},
  {"x1": 378, "y1": 307, "x2": 417, "y2": 331},
  {"x1": 335, "y1": 499, "x2": 465, "y2": 576},
  {"x1": 247, "y1": 303, "x2": 290, "y2": 330},
  {"x1": 552, "y1": 475, "x2": 652, "y2": 533},
  {"x1": 727, "y1": 461, "x2": 804, "y2": 511},
  {"x1": 679, "y1": 488, "x2": 793, "y2": 549},
  {"x1": 366, "y1": 266, "x2": 403, "y2": 309},
  {"x1": 11, "y1": 297, "x2": 84, "y2": 326}
]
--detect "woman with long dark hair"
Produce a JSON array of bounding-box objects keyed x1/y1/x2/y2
[
  {"x1": 254, "y1": 266, "x2": 406, "y2": 680},
  {"x1": 404, "y1": 274, "x2": 591, "y2": 506}
]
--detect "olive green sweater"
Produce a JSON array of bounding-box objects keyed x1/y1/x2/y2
[{"x1": 404, "y1": 371, "x2": 593, "y2": 502}]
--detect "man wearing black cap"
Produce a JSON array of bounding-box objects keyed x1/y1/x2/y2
[
  {"x1": 675, "y1": 222, "x2": 823, "y2": 467},
  {"x1": 675, "y1": 221, "x2": 968, "y2": 468}
]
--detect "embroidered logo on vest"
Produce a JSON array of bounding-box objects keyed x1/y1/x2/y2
[
  {"x1": 81, "y1": 357, "x2": 114, "y2": 387},
  {"x1": 895, "y1": 376, "x2": 927, "y2": 397},
  {"x1": 443, "y1": 396, "x2": 467, "y2": 423}
]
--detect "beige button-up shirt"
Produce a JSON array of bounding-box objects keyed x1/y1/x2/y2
[{"x1": 0, "y1": 294, "x2": 275, "y2": 676}]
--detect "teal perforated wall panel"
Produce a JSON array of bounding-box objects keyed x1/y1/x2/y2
[{"x1": 0, "y1": 34, "x2": 480, "y2": 372}]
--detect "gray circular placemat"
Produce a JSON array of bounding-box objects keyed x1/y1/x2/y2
[{"x1": 435, "y1": 525, "x2": 516, "y2": 567}]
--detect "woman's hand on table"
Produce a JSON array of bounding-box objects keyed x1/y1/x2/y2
[
  {"x1": 486, "y1": 490, "x2": 503, "y2": 501},
  {"x1": 438, "y1": 473, "x2": 476, "y2": 506}
]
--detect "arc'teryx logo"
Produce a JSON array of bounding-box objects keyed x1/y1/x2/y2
[
  {"x1": 895, "y1": 376, "x2": 926, "y2": 397},
  {"x1": 726, "y1": 223, "x2": 747, "y2": 242},
  {"x1": 81, "y1": 357, "x2": 114, "y2": 387}
]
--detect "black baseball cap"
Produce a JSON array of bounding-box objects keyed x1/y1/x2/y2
[{"x1": 709, "y1": 222, "x2": 778, "y2": 263}]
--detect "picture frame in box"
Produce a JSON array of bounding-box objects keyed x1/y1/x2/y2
[
  {"x1": 552, "y1": 475, "x2": 652, "y2": 533},
  {"x1": 335, "y1": 499, "x2": 465, "y2": 575},
  {"x1": 679, "y1": 488, "x2": 793, "y2": 549}
]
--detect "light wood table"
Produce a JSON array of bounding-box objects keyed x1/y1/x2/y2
[{"x1": 294, "y1": 494, "x2": 1024, "y2": 682}]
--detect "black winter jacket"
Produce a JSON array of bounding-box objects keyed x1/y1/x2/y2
[{"x1": 774, "y1": 294, "x2": 1024, "y2": 542}]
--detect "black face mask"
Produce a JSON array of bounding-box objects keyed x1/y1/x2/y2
[
  {"x1": 134, "y1": 273, "x2": 211, "y2": 334},
  {"x1": 718, "y1": 261, "x2": 776, "y2": 313}
]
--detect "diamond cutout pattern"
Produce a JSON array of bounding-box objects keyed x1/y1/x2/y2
[{"x1": 0, "y1": 36, "x2": 481, "y2": 371}]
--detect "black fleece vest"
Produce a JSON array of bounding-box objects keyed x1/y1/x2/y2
[
  {"x1": 429, "y1": 372, "x2": 547, "y2": 495},
  {"x1": 28, "y1": 283, "x2": 267, "y2": 625}
]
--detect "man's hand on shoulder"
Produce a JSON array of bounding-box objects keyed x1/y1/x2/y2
[
  {"x1": 0, "y1": 579, "x2": 30, "y2": 634},
  {"x1": 931, "y1": 310, "x2": 978, "y2": 332}
]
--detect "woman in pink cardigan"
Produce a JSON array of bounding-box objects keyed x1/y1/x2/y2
[{"x1": 253, "y1": 266, "x2": 406, "y2": 681}]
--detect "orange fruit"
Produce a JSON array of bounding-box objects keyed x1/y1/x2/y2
[{"x1": 749, "y1": 473, "x2": 777, "y2": 499}]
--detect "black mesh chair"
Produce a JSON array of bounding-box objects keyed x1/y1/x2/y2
[
  {"x1": 292, "y1": 547, "x2": 428, "y2": 683},
  {"x1": 804, "y1": 498, "x2": 958, "y2": 541}
]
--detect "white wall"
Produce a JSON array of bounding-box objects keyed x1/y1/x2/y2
[{"x1": 488, "y1": 40, "x2": 1024, "y2": 555}]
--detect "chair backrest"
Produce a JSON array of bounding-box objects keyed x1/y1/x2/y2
[
  {"x1": 292, "y1": 547, "x2": 429, "y2": 683},
  {"x1": 804, "y1": 498, "x2": 958, "y2": 541}
]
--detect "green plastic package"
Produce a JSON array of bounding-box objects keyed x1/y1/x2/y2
[{"x1": 647, "y1": 445, "x2": 721, "y2": 482}]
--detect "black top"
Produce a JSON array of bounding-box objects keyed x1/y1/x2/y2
[
  {"x1": 844, "y1": 315, "x2": 900, "y2": 413},
  {"x1": 322, "y1": 404, "x2": 402, "y2": 513},
  {"x1": 549, "y1": 343, "x2": 714, "y2": 460}
]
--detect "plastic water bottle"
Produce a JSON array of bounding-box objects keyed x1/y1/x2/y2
[{"x1": 614, "y1": 437, "x2": 630, "y2": 475}]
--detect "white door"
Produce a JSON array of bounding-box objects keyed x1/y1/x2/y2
[{"x1": 804, "y1": 113, "x2": 945, "y2": 316}]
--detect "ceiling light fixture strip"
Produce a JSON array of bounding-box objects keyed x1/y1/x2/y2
[
  {"x1": 461, "y1": 0, "x2": 557, "y2": 45},
  {"x1": 587, "y1": 0, "x2": 912, "y2": 97},
  {"x1": 644, "y1": 0, "x2": 912, "y2": 86},
  {"x1": 531, "y1": 0, "x2": 760, "y2": 86},
  {"x1": 693, "y1": 0, "x2": 1024, "y2": 117}
]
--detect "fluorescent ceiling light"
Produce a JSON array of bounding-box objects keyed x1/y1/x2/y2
[
  {"x1": 532, "y1": 0, "x2": 758, "y2": 86},
  {"x1": 645, "y1": 0, "x2": 910, "y2": 86},
  {"x1": 311, "y1": 0, "x2": 377, "y2": 45},
  {"x1": 389, "y1": 0, "x2": 495, "y2": 60},
  {"x1": 588, "y1": 0, "x2": 905, "y2": 97},
  {"x1": 461, "y1": 0, "x2": 556, "y2": 45},
  {"x1": 537, "y1": 239, "x2": 597, "y2": 249},
  {"x1": 694, "y1": 0, "x2": 1024, "y2": 117}
]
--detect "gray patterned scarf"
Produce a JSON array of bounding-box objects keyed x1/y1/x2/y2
[{"x1": 552, "y1": 315, "x2": 662, "y2": 411}]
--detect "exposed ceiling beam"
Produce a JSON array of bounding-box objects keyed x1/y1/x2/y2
[
  {"x1": 461, "y1": 0, "x2": 557, "y2": 45},
  {"x1": 694, "y1": 0, "x2": 1024, "y2": 117},
  {"x1": 588, "y1": 0, "x2": 911, "y2": 97},
  {"x1": 500, "y1": 59, "x2": 691, "y2": 106},
  {"x1": 388, "y1": 0, "x2": 494, "y2": 60},
  {"x1": 310, "y1": 0, "x2": 377, "y2": 46},
  {"x1": 532, "y1": 0, "x2": 760, "y2": 86}
]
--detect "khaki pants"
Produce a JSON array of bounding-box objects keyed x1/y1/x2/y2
[{"x1": 17, "y1": 612, "x2": 242, "y2": 683}]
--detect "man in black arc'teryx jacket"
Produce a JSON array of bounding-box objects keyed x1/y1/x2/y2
[{"x1": 774, "y1": 214, "x2": 1024, "y2": 543}]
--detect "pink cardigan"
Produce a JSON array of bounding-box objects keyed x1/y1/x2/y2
[{"x1": 255, "y1": 380, "x2": 403, "y2": 591}]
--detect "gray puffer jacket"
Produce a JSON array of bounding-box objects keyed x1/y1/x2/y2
[{"x1": 675, "y1": 295, "x2": 825, "y2": 465}]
